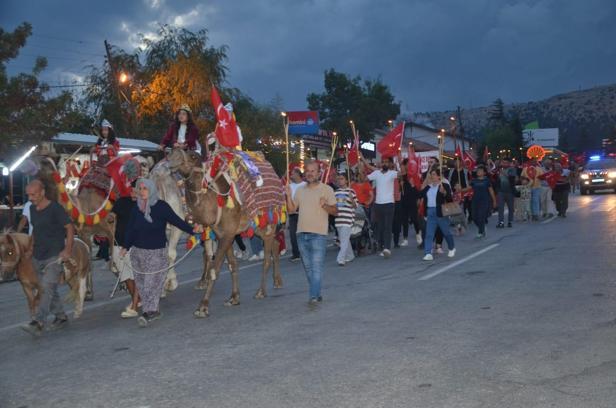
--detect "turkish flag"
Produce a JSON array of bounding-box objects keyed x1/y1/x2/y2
[
  {"x1": 455, "y1": 143, "x2": 463, "y2": 159},
  {"x1": 463, "y1": 151, "x2": 476, "y2": 171},
  {"x1": 211, "y1": 85, "x2": 240, "y2": 148},
  {"x1": 407, "y1": 144, "x2": 422, "y2": 187},
  {"x1": 377, "y1": 122, "x2": 404, "y2": 158},
  {"x1": 348, "y1": 130, "x2": 360, "y2": 166}
]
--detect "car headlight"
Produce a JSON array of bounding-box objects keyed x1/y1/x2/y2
[
  {"x1": 608, "y1": 171, "x2": 616, "y2": 179},
  {"x1": 580, "y1": 173, "x2": 589, "y2": 180}
]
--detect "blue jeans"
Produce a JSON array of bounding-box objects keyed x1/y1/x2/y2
[
  {"x1": 297, "y1": 233, "x2": 327, "y2": 299},
  {"x1": 250, "y1": 236, "x2": 263, "y2": 255},
  {"x1": 531, "y1": 187, "x2": 542, "y2": 216},
  {"x1": 424, "y1": 208, "x2": 454, "y2": 255}
]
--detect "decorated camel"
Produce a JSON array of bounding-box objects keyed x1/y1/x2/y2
[
  {"x1": 167, "y1": 148, "x2": 286, "y2": 318},
  {"x1": 0, "y1": 232, "x2": 91, "y2": 319}
]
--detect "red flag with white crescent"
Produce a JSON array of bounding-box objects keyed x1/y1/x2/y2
[
  {"x1": 377, "y1": 122, "x2": 404, "y2": 158},
  {"x1": 211, "y1": 85, "x2": 240, "y2": 148}
]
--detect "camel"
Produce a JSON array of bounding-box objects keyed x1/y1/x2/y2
[
  {"x1": 0, "y1": 232, "x2": 91, "y2": 319},
  {"x1": 167, "y1": 148, "x2": 284, "y2": 318}
]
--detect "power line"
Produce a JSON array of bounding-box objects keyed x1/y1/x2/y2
[
  {"x1": 24, "y1": 43, "x2": 104, "y2": 57},
  {"x1": 19, "y1": 53, "x2": 102, "y2": 63},
  {"x1": 31, "y1": 33, "x2": 100, "y2": 46}
]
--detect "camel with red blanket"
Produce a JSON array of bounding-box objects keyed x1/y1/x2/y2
[{"x1": 168, "y1": 148, "x2": 286, "y2": 318}]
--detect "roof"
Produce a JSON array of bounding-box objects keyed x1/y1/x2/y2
[{"x1": 52, "y1": 133, "x2": 160, "y2": 152}]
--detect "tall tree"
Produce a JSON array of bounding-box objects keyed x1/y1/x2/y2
[
  {"x1": 307, "y1": 69, "x2": 400, "y2": 142},
  {"x1": 488, "y1": 98, "x2": 505, "y2": 125},
  {"x1": 0, "y1": 22, "x2": 87, "y2": 157}
]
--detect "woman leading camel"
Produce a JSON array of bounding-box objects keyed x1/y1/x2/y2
[
  {"x1": 158, "y1": 104, "x2": 201, "y2": 153},
  {"x1": 120, "y1": 178, "x2": 203, "y2": 327}
]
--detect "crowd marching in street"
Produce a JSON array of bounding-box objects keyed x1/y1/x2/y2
[{"x1": 12, "y1": 105, "x2": 578, "y2": 336}]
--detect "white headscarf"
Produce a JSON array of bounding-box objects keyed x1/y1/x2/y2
[{"x1": 136, "y1": 178, "x2": 159, "y2": 223}]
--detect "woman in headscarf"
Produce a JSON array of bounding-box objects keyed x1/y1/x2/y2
[
  {"x1": 158, "y1": 104, "x2": 201, "y2": 153},
  {"x1": 121, "y1": 178, "x2": 203, "y2": 327}
]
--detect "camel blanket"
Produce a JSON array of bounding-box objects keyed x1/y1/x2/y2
[{"x1": 234, "y1": 155, "x2": 284, "y2": 221}]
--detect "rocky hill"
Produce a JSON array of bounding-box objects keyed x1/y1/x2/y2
[{"x1": 416, "y1": 84, "x2": 616, "y2": 151}]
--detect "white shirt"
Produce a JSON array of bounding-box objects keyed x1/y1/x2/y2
[
  {"x1": 426, "y1": 184, "x2": 439, "y2": 207},
  {"x1": 22, "y1": 201, "x2": 33, "y2": 235},
  {"x1": 290, "y1": 181, "x2": 306, "y2": 200},
  {"x1": 178, "y1": 124, "x2": 187, "y2": 144},
  {"x1": 367, "y1": 170, "x2": 398, "y2": 204}
]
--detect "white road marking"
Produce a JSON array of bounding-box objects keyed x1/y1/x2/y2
[
  {"x1": 0, "y1": 260, "x2": 265, "y2": 334},
  {"x1": 418, "y1": 243, "x2": 500, "y2": 281},
  {"x1": 541, "y1": 216, "x2": 557, "y2": 224}
]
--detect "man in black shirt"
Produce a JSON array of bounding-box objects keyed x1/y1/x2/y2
[{"x1": 21, "y1": 180, "x2": 74, "y2": 336}]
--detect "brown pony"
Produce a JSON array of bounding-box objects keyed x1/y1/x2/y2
[{"x1": 0, "y1": 232, "x2": 91, "y2": 319}]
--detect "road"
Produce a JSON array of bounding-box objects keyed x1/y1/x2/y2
[{"x1": 1, "y1": 193, "x2": 616, "y2": 408}]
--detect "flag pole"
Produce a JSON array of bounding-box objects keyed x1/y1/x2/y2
[
  {"x1": 281, "y1": 112, "x2": 290, "y2": 185},
  {"x1": 345, "y1": 147, "x2": 351, "y2": 184},
  {"x1": 438, "y1": 129, "x2": 444, "y2": 185},
  {"x1": 324, "y1": 132, "x2": 338, "y2": 183}
]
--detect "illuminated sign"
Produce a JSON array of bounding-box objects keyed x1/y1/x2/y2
[{"x1": 361, "y1": 141, "x2": 375, "y2": 151}]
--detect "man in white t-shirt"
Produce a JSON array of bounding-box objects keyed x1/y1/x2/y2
[
  {"x1": 17, "y1": 201, "x2": 34, "y2": 235},
  {"x1": 362, "y1": 156, "x2": 398, "y2": 258}
]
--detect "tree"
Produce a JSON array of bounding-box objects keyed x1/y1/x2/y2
[
  {"x1": 83, "y1": 25, "x2": 228, "y2": 141},
  {"x1": 307, "y1": 69, "x2": 400, "y2": 142},
  {"x1": 0, "y1": 22, "x2": 86, "y2": 157},
  {"x1": 488, "y1": 98, "x2": 505, "y2": 125}
]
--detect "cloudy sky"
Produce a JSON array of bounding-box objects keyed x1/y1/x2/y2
[{"x1": 2, "y1": 0, "x2": 615, "y2": 113}]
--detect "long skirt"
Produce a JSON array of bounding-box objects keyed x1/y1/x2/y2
[{"x1": 130, "y1": 247, "x2": 168, "y2": 314}]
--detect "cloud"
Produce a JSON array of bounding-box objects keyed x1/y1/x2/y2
[{"x1": 1, "y1": 0, "x2": 615, "y2": 113}]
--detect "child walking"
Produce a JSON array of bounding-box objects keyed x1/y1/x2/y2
[{"x1": 334, "y1": 173, "x2": 358, "y2": 266}]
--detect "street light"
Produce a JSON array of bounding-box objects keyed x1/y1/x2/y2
[
  {"x1": 449, "y1": 116, "x2": 456, "y2": 121},
  {"x1": 2, "y1": 167, "x2": 8, "y2": 176},
  {"x1": 119, "y1": 72, "x2": 129, "y2": 84}
]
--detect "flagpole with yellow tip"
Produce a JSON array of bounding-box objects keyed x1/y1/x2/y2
[
  {"x1": 281, "y1": 111, "x2": 290, "y2": 185},
  {"x1": 324, "y1": 131, "x2": 338, "y2": 183}
]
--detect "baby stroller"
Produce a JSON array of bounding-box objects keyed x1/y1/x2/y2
[{"x1": 350, "y1": 206, "x2": 376, "y2": 256}]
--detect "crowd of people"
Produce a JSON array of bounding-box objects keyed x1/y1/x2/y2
[{"x1": 12, "y1": 104, "x2": 579, "y2": 331}]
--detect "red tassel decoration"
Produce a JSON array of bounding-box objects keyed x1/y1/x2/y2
[
  {"x1": 85, "y1": 215, "x2": 94, "y2": 225},
  {"x1": 71, "y1": 207, "x2": 79, "y2": 220},
  {"x1": 216, "y1": 194, "x2": 225, "y2": 207}
]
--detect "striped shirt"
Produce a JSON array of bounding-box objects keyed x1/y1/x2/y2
[{"x1": 334, "y1": 188, "x2": 358, "y2": 227}]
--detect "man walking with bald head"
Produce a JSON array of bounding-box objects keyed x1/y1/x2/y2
[{"x1": 21, "y1": 180, "x2": 75, "y2": 336}]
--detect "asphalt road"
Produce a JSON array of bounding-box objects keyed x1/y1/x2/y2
[{"x1": 1, "y1": 193, "x2": 616, "y2": 408}]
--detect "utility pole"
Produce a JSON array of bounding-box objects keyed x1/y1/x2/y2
[{"x1": 104, "y1": 40, "x2": 127, "y2": 136}]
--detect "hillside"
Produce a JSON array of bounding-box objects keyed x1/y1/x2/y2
[{"x1": 416, "y1": 84, "x2": 616, "y2": 151}]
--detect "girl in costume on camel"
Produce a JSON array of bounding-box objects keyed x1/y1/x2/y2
[{"x1": 158, "y1": 104, "x2": 201, "y2": 153}]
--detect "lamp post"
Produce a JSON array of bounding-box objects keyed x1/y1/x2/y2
[{"x1": 7, "y1": 145, "x2": 37, "y2": 226}]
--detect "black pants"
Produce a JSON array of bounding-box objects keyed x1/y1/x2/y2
[
  {"x1": 288, "y1": 214, "x2": 300, "y2": 258},
  {"x1": 472, "y1": 199, "x2": 490, "y2": 234},
  {"x1": 392, "y1": 201, "x2": 409, "y2": 246},
  {"x1": 463, "y1": 197, "x2": 472, "y2": 221},
  {"x1": 234, "y1": 235, "x2": 246, "y2": 251},
  {"x1": 552, "y1": 190, "x2": 569, "y2": 215},
  {"x1": 374, "y1": 203, "x2": 394, "y2": 251}
]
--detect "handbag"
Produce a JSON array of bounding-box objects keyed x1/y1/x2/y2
[{"x1": 441, "y1": 202, "x2": 463, "y2": 217}]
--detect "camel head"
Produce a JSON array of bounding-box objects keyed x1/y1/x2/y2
[
  {"x1": 168, "y1": 148, "x2": 202, "y2": 176},
  {"x1": 0, "y1": 233, "x2": 30, "y2": 279},
  {"x1": 134, "y1": 155, "x2": 155, "y2": 178}
]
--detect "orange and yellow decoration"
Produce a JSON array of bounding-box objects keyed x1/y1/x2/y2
[{"x1": 52, "y1": 171, "x2": 114, "y2": 226}]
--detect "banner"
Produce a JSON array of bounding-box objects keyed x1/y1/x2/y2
[{"x1": 287, "y1": 111, "x2": 319, "y2": 135}]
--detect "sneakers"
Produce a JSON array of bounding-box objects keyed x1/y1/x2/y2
[
  {"x1": 258, "y1": 250, "x2": 264, "y2": 260},
  {"x1": 416, "y1": 233, "x2": 423, "y2": 245},
  {"x1": 233, "y1": 249, "x2": 247, "y2": 260},
  {"x1": 289, "y1": 256, "x2": 301, "y2": 262},
  {"x1": 435, "y1": 246, "x2": 444, "y2": 254},
  {"x1": 337, "y1": 261, "x2": 345, "y2": 266},
  {"x1": 121, "y1": 306, "x2": 139, "y2": 319},
  {"x1": 422, "y1": 254, "x2": 434, "y2": 261},
  {"x1": 448, "y1": 248, "x2": 456, "y2": 258},
  {"x1": 475, "y1": 233, "x2": 485, "y2": 240},
  {"x1": 138, "y1": 311, "x2": 161, "y2": 327},
  {"x1": 400, "y1": 239, "x2": 409, "y2": 247},
  {"x1": 49, "y1": 316, "x2": 69, "y2": 331},
  {"x1": 382, "y1": 249, "x2": 391, "y2": 258},
  {"x1": 248, "y1": 254, "x2": 260, "y2": 262},
  {"x1": 496, "y1": 222, "x2": 505, "y2": 228},
  {"x1": 21, "y1": 320, "x2": 43, "y2": 337},
  {"x1": 308, "y1": 298, "x2": 319, "y2": 305},
  {"x1": 280, "y1": 249, "x2": 287, "y2": 256},
  {"x1": 507, "y1": 222, "x2": 512, "y2": 228}
]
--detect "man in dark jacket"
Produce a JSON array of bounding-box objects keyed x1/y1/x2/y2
[{"x1": 493, "y1": 158, "x2": 517, "y2": 228}]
